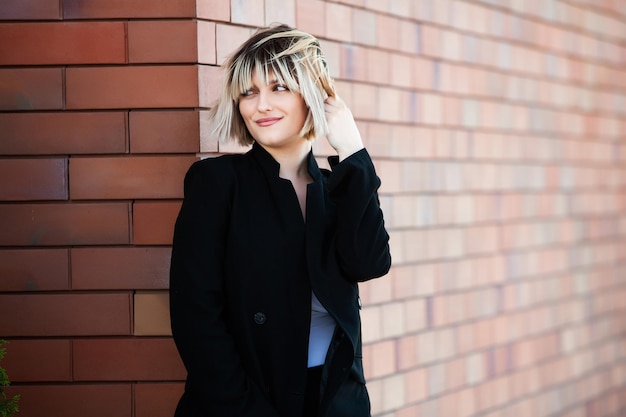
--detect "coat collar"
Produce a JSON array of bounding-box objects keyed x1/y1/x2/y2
[{"x1": 248, "y1": 141, "x2": 323, "y2": 182}]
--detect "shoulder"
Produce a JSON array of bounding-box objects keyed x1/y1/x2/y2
[
  {"x1": 186, "y1": 153, "x2": 250, "y2": 180},
  {"x1": 183, "y1": 153, "x2": 246, "y2": 196},
  {"x1": 190, "y1": 153, "x2": 245, "y2": 173}
]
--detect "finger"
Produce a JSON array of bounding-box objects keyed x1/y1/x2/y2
[
  {"x1": 324, "y1": 100, "x2": 338, "y2": 113},
  {"x1": 324, "y1": 95, "x2": 343, "y2": 108}
]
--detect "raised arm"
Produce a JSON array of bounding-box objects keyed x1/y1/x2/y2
[
  {"x1": 327, "y1": 149, "x2": 392, "y2": 282},
  {"x1": 323, "y1": 96, "x2": 391, "y2": 281}
]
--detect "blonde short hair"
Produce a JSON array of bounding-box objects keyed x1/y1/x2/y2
[{"x1": 208, "y1": 24, "x2": 335, "y2": 147}]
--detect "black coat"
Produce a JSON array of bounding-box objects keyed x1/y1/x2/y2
[{"x1": 169, "y1": 142, "x2": 391, "y2": 417}]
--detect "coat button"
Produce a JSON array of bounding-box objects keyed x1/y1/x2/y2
[{"x1": 253, "y1": 312, "x2": 267, "y2": 324}]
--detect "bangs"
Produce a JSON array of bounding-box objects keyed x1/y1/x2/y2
[{"x1": 228, "y1": 39, "x2": 302, "y2": 101}]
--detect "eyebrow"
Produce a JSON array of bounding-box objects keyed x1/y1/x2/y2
[{"x1": 248, "y1": 78, "x2": 281, "y2": 88}]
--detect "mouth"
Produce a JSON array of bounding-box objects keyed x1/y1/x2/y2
[{"x1": 255, "y1": 117, "x2": 282, "y2": 127}]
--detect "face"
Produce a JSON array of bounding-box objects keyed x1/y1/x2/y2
[{"x1": 238, "y1": 69, "x2": 309, "y2": 151}]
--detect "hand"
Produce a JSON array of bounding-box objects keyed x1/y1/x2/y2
[{"x1": 324, "y1": 95, "x2": 364, "y2": 161}]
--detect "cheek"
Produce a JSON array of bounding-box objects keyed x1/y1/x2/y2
[
  {"x1": 294, "y1": 99, "x2": 308, "y2": 121},
  {"x1": 299, "y1": 106, "x2": 310, "y2": 127},
  {"x1": 238, "y1": 100, "x2": 254, "y2": 120}
]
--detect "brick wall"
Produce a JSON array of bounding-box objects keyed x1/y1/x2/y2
[{"x1": 1, "y1": 1, "x2": 625, "y2": 417}]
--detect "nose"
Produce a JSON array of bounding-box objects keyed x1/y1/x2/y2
[{"x1": 257, "y1": 90, "x2": 272, "y2": 112}]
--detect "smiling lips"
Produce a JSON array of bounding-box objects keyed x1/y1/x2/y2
[{"x1": 255, "y1": 117, "x2": 282, "y2": 127}]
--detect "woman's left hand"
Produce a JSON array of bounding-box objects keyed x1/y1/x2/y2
[{"x1": 324, "y1": 95, "x2": 364, "y2": 161}]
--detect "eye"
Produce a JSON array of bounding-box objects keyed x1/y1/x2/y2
[
  {"x1": 240, "y1": 88, "x2": 256, "y2": 98},
  {"x1": 274, "y1": 84, "x2": 289, "y2": 92}
]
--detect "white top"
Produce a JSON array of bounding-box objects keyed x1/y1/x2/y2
[{"x1": 307, "y1": 292, "x2": 337, "y2": 367}]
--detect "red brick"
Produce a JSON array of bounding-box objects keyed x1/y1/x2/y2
[
  {"x1": 231, "y1": 0, "x2": 265, "y2": 26},
  {"x1": 351, "y1": 9, "x2": 377, "y2": 47},
  {"x1": 0, "y1": 293, "x2": 131, "y2": 337},
  {"x1": 2, "y1": 339, "x2": 71, "y2": 382},
  {"x1": 295, "y1": 0, "x2": 326, "y2": 38},
  {"x1": 133, "y1": 201, "x2": 181, "y2": 245},
  {"x1": 0, "y1": 112, "x2": 127, "y2": 155},
  {"x1": 325, "y1": 2, "x2": 351, "y2": 42},
  {"x1": 215, "y1": 24, "x2": 254, "y2": 65},
  {"x1": 63, "y1": 0, "x2": 196, "y2": 19},
  {"x1": 366, "y1": 48, "x2": 390, "y2": 84},
  {"x1": 69, "y1": 156, "x2": 195, "y2": 199},
  {"x1": 198, "y1": 64, "x2": 223, "y2": 108},
  {"x1": 71, "y1": 247, "x2": 171, "y2": 290},
  {"x1": 0, "y1": 22, "x2": 126, "y2": 65},
  {"x1": 421, "y1": 24, "x2": 441, "y2": 57},
  {"x1": 135, "y1": 383, "x2": 184, "y2": 417},
  {"x1": 73, "y1": 338, "x2": 186, "y2": 381},
  {"x1": 265, "y1": 0, "x2": 296, "y2": 27},
  {"x1": 377, "y1": 14, "x2": 401, "y2": 50},
  {"x1": 4, "y1": 384, "x2": 132, "y2": 417},
  {"x1": 129, "y1": 111, "x2": 199, "y2": 153},
  {"x1": 0, "y1": 203, "x2": 130, "y2": 246},
  {"x1": 0, "y1": 68, "x2": 63, "y2": 110},
  {"x1": 0, "y1": 158, "x2": 67, "y2": 201},
  {"x1": 0, "y1": 0, "x2": 60, "y2": 19},
  {"x1": 197, "y1": 20, "x2": 216, "y2": 64},
  {"x1": 0, "y1": 249, "x2": 69, "y2": 291},
  {"x1": 341, "y1": 45, "x2": 368, "y2": 82},
  {"x1": 128, "y1": 20, "x2": 197, "y2": 63},
  {"x1": 66, "y1": 66, "x2": 199, "y2": 109}
]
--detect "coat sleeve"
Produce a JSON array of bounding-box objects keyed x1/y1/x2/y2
[
  {"x1": 169, "y1": 159, "x2": 279, "y2": 416},
  {"x1": 327, "y1": 148, "x2": 392, "y2": 281}
]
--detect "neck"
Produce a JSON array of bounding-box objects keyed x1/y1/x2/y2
[{"x1": 260, "y1": 140, "x2": 312, "y2": 181}]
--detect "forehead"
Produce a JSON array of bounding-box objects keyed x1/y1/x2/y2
[
  {"x1": 250, "y1": 67, "x2": 278, "y2": 84},
  {"x1": 244, "y1": 62, "x2": 296, "y2": 90}
]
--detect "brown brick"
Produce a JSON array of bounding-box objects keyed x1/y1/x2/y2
[
  {"x1": 2, "y1": 339, "x2": 71, "y2": 382},
  {"x1": 73, "y1": 338, "x2": 185, "y2": 381},
  {"x1": 296, "y1": 0, "x2": 326, "y2": 37},
  {"x1": 0, "y1": 293, "x2": 131, "y2": 337},
  {"x1": 135, "y1": 383, "x2": 184, "y2": 417},
  {"x1": 71, "y1": 247, "x2": 171, "y2": 290},
  {"x1": 0, "y1": 22, "x2": 126, "y2": 65},
  {"x1": 134, "y1": 291, "x2": 171, "y2": 336},
  {"x1": 215, "y1": 24, "x2": 254, "y2": 65},
  {"x1": 0, "y1": 158, "x2": 67, "y2": 201},
  {"x1": 0, "y1": 112, "x2": 127, "y2": 155},
  {"x1": 128, "y1": 20, "x2": 197, "y2": 63},
  {"x1": 129, "y1": 111, "x2": 199, "y2": 153},
  {"x1": 133, "y1": 201, "x2": 181, "y2": 245},
  {"x1": 69, "y1": 156, "x2": 195, "y2": 199},
  {"x1": 0, "y1": 0, "x2": 60, "y2": 20},
  {"x1": 0, "y1": 249, "x2": 69, "y2": 291},
  {"x1": 0, "y1": 203, "x2": 130, "y2": 246},
  {"x1": 4, "y1": 384, "x2": 131, "y2": 417},
  {"x1": 63, "y1": 0, "x2": 196, "y2": 19},
  {"x1": 0, "y1": 68, "x2": 63, "y2": 110},
  {"x1": 66, "y1": 66, "x2": 199, "y2": 109}
]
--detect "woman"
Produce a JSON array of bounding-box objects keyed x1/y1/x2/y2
[{"x1": 169, "y1": 24, "x2": 391, "y2": 417}]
